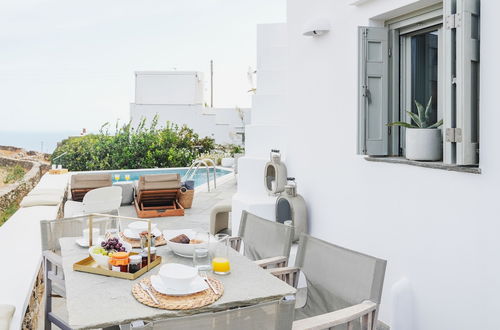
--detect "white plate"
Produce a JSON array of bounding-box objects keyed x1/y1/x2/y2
[
  {"x1": 150, "y1": 275, "x2": 208, "y2": 296},
  {"x1": 76, "y1": 236, "x2": 104, "y2": 248},
  {"x1": 123, "y1": 228, "x2": 162, "y2": 240}
]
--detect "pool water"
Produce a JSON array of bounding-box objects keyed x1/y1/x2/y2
[{"x1": 110, "y1": 168, "x2": 231, "y2": 187}]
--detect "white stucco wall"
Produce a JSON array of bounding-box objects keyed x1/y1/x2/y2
[
  {"x1": 283, "y1": 0, "x2": 499, "y2": 329},
  {"x1": 130, "y1": 71, "x2": 249, "y2": 145},
  {"x1": 237, "y1": 1, "x2": 500, "y2": 329},
  {"x1": 130, "y1": 104, "x2": 248, "y2": 145}
]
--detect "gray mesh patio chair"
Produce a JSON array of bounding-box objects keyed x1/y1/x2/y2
[
  {"x1": 119, "y1": 297, "x2": 295, "y2": 330},
  {"x1": 230, "y1": 210, "x2": 294, "y2": 269},
  {"x1": 270, "y1": 233, "x2": 387, "y2": 330},
  {"x1": 40, "y1": 215, "x2": 112, "y2": 330}
]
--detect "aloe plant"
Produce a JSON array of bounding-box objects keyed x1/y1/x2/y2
[{"x1": 388, "y1": 96, "x2": 443, "y2": 129}]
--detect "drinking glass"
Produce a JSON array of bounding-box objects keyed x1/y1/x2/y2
[
  {"x1": 212, "y1": 233, "x2": 230, "y2": 275},
  {"x1": 193, "y1": 247, "x2": 211, "y2": 271},
  {"x1": 125, "y1": 174, "x2": 131, "y2": 181},
  {"x1": 114, "y1": 174, "x2": 121, "y2": 181}
]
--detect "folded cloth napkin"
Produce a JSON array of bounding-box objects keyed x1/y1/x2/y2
[{"x1": 183, "y1": 180, "x2": 195, "y2": 190}]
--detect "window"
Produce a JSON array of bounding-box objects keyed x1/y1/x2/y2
[{"x1": 357, "y1": 0, "x2": 480, "y2": 166}]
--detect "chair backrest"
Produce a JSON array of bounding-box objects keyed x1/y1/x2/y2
[
  {"x1": 40, "y1": 217, "x2": 86, "y2": 251},
  {"x1": 295, "y1": 233, "x2": 386, "y2": 319},
  {"x1": 237, "y1": 211, "x2": 294, "y2": 260},
  {"x1": 71, "y1": 173, "x2": 112, "y2": 190},
  {"x1": 121, "y1": 298, "x2": 294, "y2": 330},
  {"x1": 40, "y1": 215, "x2": 111, "y2": 251},
  {"x1": 138, "y1": 174, "x2": 181, "y2": 191},
  {"x1": 82, "y1": 186, "x2": 122, "y2": 214}
]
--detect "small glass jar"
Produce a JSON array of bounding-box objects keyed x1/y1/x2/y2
[
  {"x1": 109, "y1": 252, "x2": 130, "y2": 272},
  {"x1": 141, "y1": 247, "x2": 156, "y2": 267},
  {"x1": 129, "y1": 255, "x2": 142, "y2": 273}
]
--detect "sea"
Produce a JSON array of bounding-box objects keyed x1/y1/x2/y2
[{"x1": 0, "y1": 131, "x2": 78, "y2": 154}]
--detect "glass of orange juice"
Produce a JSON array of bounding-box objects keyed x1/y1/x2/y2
[
  {"x1": 125, "y1": 174, "x2": 131, "y2": 181},
  {"x1": 114, "y1": 174, "x2": 120, "y2": 181},
  {"x1": 212, "y1": 234, "x2": 230, "y2": 275}
]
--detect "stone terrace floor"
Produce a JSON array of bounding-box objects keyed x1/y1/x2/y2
[{"x1": 118, "y1": 176, "x2": 236, "y2": 231}]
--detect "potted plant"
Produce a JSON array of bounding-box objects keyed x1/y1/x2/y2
[{"x1": 388, "y1": 97, "x2": 443, "y2": 161}]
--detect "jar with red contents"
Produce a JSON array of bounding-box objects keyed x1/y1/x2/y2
[{"x1": 109, "y1": 252, "x2": 130, "y2": 272}]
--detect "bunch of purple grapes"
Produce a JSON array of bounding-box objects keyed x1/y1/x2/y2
[{"x1": 100, "y1": 237, "x2": 126, "y2": 252}]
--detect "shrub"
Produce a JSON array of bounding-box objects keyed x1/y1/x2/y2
[
  {"x1": 51, "y1": 117, "x2": 216, "y2": 171},
  {"x1": 3, "y1": 165, "x2": 25, "y2": 184}
]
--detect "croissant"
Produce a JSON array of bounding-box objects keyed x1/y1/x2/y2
[{"x1": 170, "y1": 234, "x2": 190, "y2": 244}]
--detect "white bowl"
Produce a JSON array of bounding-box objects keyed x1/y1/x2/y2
[
  {"x1": 88, "y1": 240, "x2": 132, "y2": 269},
  {"x1": 164, "y1": 230, "x2": 209, "y2": 258},
  {"x1": 128, "y1": 221, "x2": 158, "y2": 236},
  {"x1": 159, "y1": 263, "x2": 198, "y2": 291}
]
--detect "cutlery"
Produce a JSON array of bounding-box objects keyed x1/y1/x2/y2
[
  {"x1": 140, "y1": 282, "x2": 160, "y2": 305},
  {"x1": 200, "y1": 271, "x2": 218, "y2": 295}
]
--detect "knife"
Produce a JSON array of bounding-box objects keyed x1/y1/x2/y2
[{"x1": 140, "y1": 282, "x2": 160, "y2": 305}]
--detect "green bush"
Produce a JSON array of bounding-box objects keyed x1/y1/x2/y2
[
  {"x1": 51, "y1": 117, "x2": 216, "y2": 171},
  {"x1": 0, "y1": 202, "x2": 18, "y2": 227},
  {"x1": 3, "y1": 165, "x2": 25, "y2": 184}
]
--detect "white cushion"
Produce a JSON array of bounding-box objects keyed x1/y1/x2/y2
[
  {"x1": 20, "y1": 194, "x2": 61, "y2": 207},
  {"x1": 28, "y1": 188, "x2": 65, "y2": 196},
  {"x1": 0, "y1": 304, "x2": 15, "y2": 330}
]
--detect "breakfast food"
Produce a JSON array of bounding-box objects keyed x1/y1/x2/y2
[
  {"x1": 93, "y1": 237, "x2": 126, "y2": 256},
  {"x1": 189, "y1": 239, "x2": 203, "y2": 244},
  {"x1": 170, "y1": 234, "x2": 190, "y2": 244},
  {"x1": 139, "y1": 231, "x2": 156, "y2": 238}
]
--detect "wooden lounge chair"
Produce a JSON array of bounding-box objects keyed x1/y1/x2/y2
[
  {"x1": 70, "y1": 173, "x2": 112, "y2": 202},
  {"x1": 134, "y1": 174, "x2": 184, "y2": 218}
]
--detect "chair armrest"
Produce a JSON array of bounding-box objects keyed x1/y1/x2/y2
[
  {"x1": 228, "y1": 236, "x2": 242, "y2": 252},
  {"x1": 43, "y1": 250, "x2": 62, "y2": 267},
  {"x1": 254, "y1": 256, "x2": 288, "y2": 269},
  {"x1": 292, "y1": 300, "x2": 378, "y2": 330},
  {"x1": 268, "y1": 266, "x2": 300, "y2": 288}
]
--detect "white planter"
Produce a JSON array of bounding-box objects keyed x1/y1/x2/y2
[
  {"x1": 405, "y1": 128, "x2": 442, "y2": 161},
  {"x1": 221, "y1": 157, "x2": 235, "y2": 167}
]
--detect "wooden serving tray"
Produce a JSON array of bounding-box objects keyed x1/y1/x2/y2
[
  {"x1": 134, "y1": 198, "x2": 184, "y2": 218},
  {"x1": 49, "y1": 168, "x2": 68, "y2": 175},
  {"x1": 73, "y1": 253, "x2": 161, "y2": 280}
]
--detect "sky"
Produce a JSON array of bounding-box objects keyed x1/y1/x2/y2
[{"x1": 0, "y1": 0, "x2": 285, "y2": 133}]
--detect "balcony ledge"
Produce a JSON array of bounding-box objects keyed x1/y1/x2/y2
[{"x1": 365, "y1": 156, "x2": 481, "y2": 174}]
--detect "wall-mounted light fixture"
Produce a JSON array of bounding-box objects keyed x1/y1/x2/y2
[{"x1": 302, "y1": 18, "x2": 331, "y2": 37}]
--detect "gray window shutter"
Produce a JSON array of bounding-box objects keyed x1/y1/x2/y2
[
  {"x1": 358, "y1": 26, "x2": 390, "y2": 156},
  {"x1": 456, "y1": 0, "x2": 480, "y2": 165},
  {"x1": 443, "y1": 0, "x2": 480, "y2": 165}
]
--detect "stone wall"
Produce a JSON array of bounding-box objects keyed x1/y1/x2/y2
[{"x1": 0, "y1": 156, "x2": 49, "y2": 213}]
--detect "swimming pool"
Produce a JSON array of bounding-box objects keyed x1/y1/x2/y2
[{"x1": 109, "y1": 167, "x2": 232, "y2": 187}]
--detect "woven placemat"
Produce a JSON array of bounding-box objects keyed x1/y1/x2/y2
[
  {"x1": 132, "y1": 277, "x2": 224, "y2": 310},
  {"x1": 119, "y1": 233, "x2": 167, "y2": 248}
]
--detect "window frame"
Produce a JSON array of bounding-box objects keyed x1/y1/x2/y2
[{"x1": 386, "y1": 7, "x2": 444, "y2": 157}]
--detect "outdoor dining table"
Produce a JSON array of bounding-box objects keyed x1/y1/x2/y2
[{"x1": 59, "y1": 236, "x2": 296, "y2": 329}]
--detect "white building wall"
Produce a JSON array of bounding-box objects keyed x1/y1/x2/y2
[
  {"x1": 130, "y1": 104, "x2": 248, "y2": 145},
  {"x1": 135, "y1": 71, "x2": 203, "y2": 105},
  {"x1": 130, "y1": 71, "x2": 249, "y2": 145},
  {"x1": 232, "y1": 23, "x2": 289, "y2": 236},
  {"x1": 237, "y1": 1, "x2": 500, "y2": 329}
]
